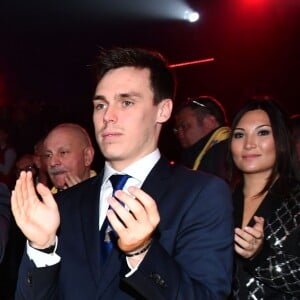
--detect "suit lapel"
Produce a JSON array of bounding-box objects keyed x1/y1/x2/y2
[
  {"x1": 80, "y1": 174, "x2": 103, "y2": 286},
  {"x1": 141, "y1": 157, "x2": 172, "y2": 206},
  {"x1": 80, "y1": 172, "x2": 123, "y2": 295},
  {"x1": 96, "y1": 248, "x2": 122, "y2": 298}
]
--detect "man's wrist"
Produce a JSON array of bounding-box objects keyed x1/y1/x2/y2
[
  {"x1": 125, "y1": 239, "x2": 152, "y2": 257},
  {"x1": 29, "y1": 236, "x2": 58, "y2": 254},
  {"x1": 31, "y1": 244, "x2": 56, "y2": 254}
]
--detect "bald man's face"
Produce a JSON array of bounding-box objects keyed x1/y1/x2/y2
[{"x1": 43, "y1": 127, "x2": 93, "y2": 190}]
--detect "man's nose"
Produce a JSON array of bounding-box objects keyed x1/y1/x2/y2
[
  {"x1": 49, "y1": 153, "x2": 61, "y2": 166},
  {"x1": 103, "y1": 105, "x2": 117, "y2": 123}
]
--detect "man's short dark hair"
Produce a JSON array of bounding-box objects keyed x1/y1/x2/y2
[
  {"x1": 95, "y1": 47, "x2": 176, "y2": 105},
  {"x1": 175, "y1": 95, "x2": 228, "y2": 126}
]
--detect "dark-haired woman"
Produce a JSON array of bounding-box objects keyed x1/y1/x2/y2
[{"x1": 228, "y1": 98, "x2": 300, "y2": 299}]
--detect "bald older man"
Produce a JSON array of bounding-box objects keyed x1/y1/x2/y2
[{"x1": 43, "y1": 123, "x2": 96, "y2": 193}]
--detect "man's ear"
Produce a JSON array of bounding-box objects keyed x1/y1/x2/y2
[
  {"x1": 202, "y1": 115, "x2": 218, "y2": 130},
  {"x1": 156, "y1": 99, "x2": 173, "y2": 123},
  {"x1": 84, "y1": 147, "x2": 95, "y2": 166}
]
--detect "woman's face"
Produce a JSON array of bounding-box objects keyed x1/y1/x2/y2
[{"x1": 231, "y1": 109, "x2": 276, "y2": 176}]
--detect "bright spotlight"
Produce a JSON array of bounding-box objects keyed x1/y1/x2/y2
[{"x1": 184, "y1": 10, "x2": 199, "y2": 23}]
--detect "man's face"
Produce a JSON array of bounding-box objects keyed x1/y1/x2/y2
[
  {"x1": 43, "y1": 128, "x2": 91, "y2": 189},
  {"x1": 93, "y1": 66, "x2": 172, "y2": 171},
  {"x1": 174, "y1": 107, "x2": 207, "y2": 149}
]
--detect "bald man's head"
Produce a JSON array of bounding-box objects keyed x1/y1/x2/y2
[{"x1": 43, "y1": 123, "x2": 95, "y2": 190}]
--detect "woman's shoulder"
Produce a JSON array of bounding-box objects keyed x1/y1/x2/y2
[
  {"x1": 285, "y1": 179, "x2": 300, "y2": 198},
  {"x1": 288, "y1": 180, "x2": 300, "y2": 201}
]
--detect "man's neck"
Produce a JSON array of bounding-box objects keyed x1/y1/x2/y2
[{"x1": 107, "y1": 149, "x2": 159, "y2": 172}]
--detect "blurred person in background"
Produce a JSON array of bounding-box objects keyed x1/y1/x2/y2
[
  {"x1": 0, "y1": 182, "x2": 10, "y2": 263},
  {"x1": 15, "y1": 154, "x2": 38, "y2": 184},
  {"x1": 0, "y1": 153, "x2": 33, "y2": 299},
  {"x1": 33, "y1": 138, "x2": 51, "y2": 187},
  {"x1": 173, "y1": 95, "x2": 230, "y2": 180},
  {"x1": 0, "y1": 183, "x2": 14, "y2": 300},
  {"x1": 0, "y1": 124, "x2": 17, "y2": 190}
]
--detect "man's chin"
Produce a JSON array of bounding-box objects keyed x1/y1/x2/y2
[
  {"x1": 51, "y1": 177, "x2": 66, "y2": 190},
  {"x1": 102, "y1": 154, "x2": 124, "y2": 163},
  {"x1": 54, "y1": 183, "x2": 67, "y2": 191}
]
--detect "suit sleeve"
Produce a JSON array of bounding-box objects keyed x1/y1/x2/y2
[
  {"x1": 15, "y1": 252, "x2": 59, "y2": 300},
  {"x1": 0, "y1": 182, "x2": 11, "y2": 263},
  {"x1": 121, "y1": 176, "x2": 234, "y2": 299}
]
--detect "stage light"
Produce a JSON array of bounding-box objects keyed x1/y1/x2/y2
[
  {"x1": 184, "y1": 10, "x2": 199, "y2": 22},
  {"x1": 88, "y1": 1, "x2": 200, "y2": 23}
]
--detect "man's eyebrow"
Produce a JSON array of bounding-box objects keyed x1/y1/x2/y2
[
  {"x1": 119, "y1": 93, "x2": 131, "y2": 98},
  {"x1": 118, "y1": 92, "x2": 142, "y2": 99},
  {"x1": 43, "y1": 150, "x2": 52, "y2": 155},
  {"x1": 93, "y1": 95, "x2": 106, "y2": 101},
  {"x1": 93, "y1": 92, "x2": 141, "y2": 101}
]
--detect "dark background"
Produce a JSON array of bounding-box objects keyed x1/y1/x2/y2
[{"x1": 0, "y1": 0, "x2": 299, "y2": 161}]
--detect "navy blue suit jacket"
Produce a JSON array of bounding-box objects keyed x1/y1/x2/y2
[{"x1": 16, "y1": 157, "x2": 233, "y2": 299}]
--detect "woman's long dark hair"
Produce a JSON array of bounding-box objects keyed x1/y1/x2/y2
[{"x1": 227, "y1": 97, "x2": 299, "y2": 197}]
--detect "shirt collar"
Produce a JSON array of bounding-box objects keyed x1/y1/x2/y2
[{"x1": 103, "y1": 149, "x2": 161, "y2": 186}]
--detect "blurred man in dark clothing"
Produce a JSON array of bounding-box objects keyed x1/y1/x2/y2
[
  {"x1": 0, "y1": 182, "x2": 13, "y2": 300},
  {"x1": 0, "y1": 182, "x2": 10, "y2": 263},
  {"x1": 174, "y1": 95, "x2": 230, "y2": 180}
]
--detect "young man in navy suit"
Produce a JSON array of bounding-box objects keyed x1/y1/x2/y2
[{"x1": 12, "y1": 47, "x2": 233, "y2": 299}]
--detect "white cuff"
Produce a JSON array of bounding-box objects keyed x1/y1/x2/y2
[
  {"x1": 125, "y1": 256, "x2": 143, "y2": 277},
  {"x1": 27, "y1": 237, "x2": 61, "y2": 268}
]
